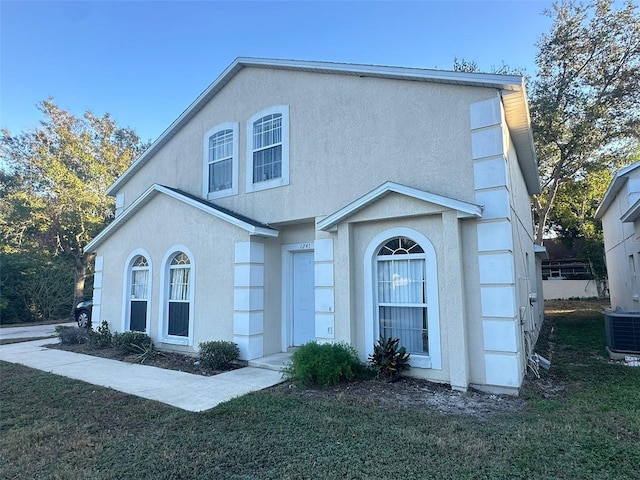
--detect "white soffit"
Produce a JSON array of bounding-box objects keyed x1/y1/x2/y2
[
  {"x1": 621, "y1": 197, "x2": 640, "y2": 223},
  {"x1": 595, "y1": 161, "x2": 640, "y2": 219},
  {"x1": 86, "y1": 185, "x2": 278, "y2": 252},
  {"x1": 317, "y1": 181, "x2": 483, "y2": 232},
  {"x1": 107, "y1": 57, "x2": 532, "y2": 195}
]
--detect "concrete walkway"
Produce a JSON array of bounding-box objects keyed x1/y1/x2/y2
[
  {"x1": 0, "y1": 332, "x2": 288, "y2": 412},
  {"x1": 0, "y1": 321, "x2": 75, "y2": 340}
]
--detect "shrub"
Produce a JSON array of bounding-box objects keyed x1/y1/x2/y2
[
  {"x1": 113, "y1": 331, "x2": 153, "y2": 354},
  {"x1": 368, "y1": 336, "x2": 411, "y2": 381},
  {"x1": 56, "y1": 326, "x2": 89, "y2": 345},
  {"x1": 198, "y1": 341, "x2": 240, "y2": 370},
  {"x1": 128, "y1": 342, "x2": 164, "y2": 364},
  {"x1": 283, "y1": 342, "x2": 370, "y2": 388},
  {"x1": 88, "y1": 320, "x2": 113, "y2": 348}
]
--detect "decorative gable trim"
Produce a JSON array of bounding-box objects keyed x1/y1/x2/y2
[
  {"x1": 317, "y1": 181, "x2": 482, "y2": 232},
  {"x1": 86, "y1": 185, "x2": 278, "y2": 252}
]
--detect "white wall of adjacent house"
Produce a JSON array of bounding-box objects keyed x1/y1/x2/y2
[
  {"x1": 601, "y1": 169, "x2": 640, "y2": 311},
  {"x1": 543, "y1": 280, "x2": 600, "y2": 300}
]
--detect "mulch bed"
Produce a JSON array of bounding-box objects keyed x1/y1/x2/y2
[{"x1": 46, "y1": 341, "x2": 244, "y2": 376}]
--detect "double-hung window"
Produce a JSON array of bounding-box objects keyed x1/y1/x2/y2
[
  {"x1": 203, "y1": 122, "x2": 238, "y2": 199},
  {"x1": 246, "y1": 106, "x2": 289, "y2": 192}
]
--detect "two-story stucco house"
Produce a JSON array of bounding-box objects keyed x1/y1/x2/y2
[
  {"x1": 596, "y1": 161, "x2": 640, "y2": 310},
  {"x1": 85, "y1": 58, "x2": 544, "y2": 394}
]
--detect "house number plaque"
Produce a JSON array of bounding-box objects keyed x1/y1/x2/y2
[{"x1": 299, "y1": 242, "x2": 313, "y2": 250}]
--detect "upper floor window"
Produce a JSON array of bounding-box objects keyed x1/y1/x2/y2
[
  {"x1": 203, "y1": 122, "x2": 238, "y2": 199},
  {"x1": 246, "y1": 106, "x2": 289, "y2": 193}
]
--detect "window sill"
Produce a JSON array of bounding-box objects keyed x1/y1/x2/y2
[
  {"x1": 246, "y1": 177, "x2": 288, "y2": 193},
  {"x1": 161, "y1": 336, "x2": 190, "y2": 346},
  {"x1": 207, "y1": 188, "x2": 236, "y2": 200},
  {"x1": 409, "y1": 354, "x2": 432, "y2": 369}
]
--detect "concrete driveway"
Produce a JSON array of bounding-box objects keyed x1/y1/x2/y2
[{"x1": 0, "y1": 321, "x2": 76, "y2": 341}]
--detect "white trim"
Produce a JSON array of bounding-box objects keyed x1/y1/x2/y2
[
  {"x1": 318, "y1": 182, "x2": 482, "y2": 232},
  {"x1": 202, "y1": 122, "x2": 239, "y2": 199},
  {"x1": 159, "y1": 245, "x2": 195, "y2": 346},
  {"x1": 86, "y1": 184, "x2": 278, "y2": 252},
  {"x1": 596, "y1": 161, "x2": 640, "y2": 218},
  {"x1": 281, "y1": 242, "x2": 314, "y2": 351},
  {"x1": 364, "y1": 227, "x2": 441, "y2": 370},
  {"x1": 121, "y1": 249, "x2": 152, "y2": 335},
  {"x1": 246, "y1": 105, "x2": 290, "y2": 193}
]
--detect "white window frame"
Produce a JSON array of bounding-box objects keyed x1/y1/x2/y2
[
  {"x1": 121, "y1": 249, "x2": 152, "y2": 335},
  {"x1": 364, "y1": 228, "x2": 441, "y2": 369},
  {"x1": 159, "y1": 246, "x2": 195, "y2": 346},
  {"x1": 202, "y1": 122, "x2": 239, "y2": 200},
  {"x1": 246, "y1": 105, "x2": 289, "y2": 193}
]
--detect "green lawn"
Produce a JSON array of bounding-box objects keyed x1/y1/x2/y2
[{"x1": 1, "y1": 304, "x2": 639, "y2": 479}]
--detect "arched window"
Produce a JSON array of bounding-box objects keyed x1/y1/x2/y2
[
  {"x1": 167, "y1": 252, "x2": 191, "y2": 337},
  {"x1": 128, "y1": 255, "x2": 149, "y2": 332},
  {"x1": 376, "y1": 237, "x2": 428, "y2": 354},
  {"x1": 246, "y1": 106, "x2": 289, "y2": 192},
  {"x1": 202, "y1": 122, "x2": 238, "y2": 199}
]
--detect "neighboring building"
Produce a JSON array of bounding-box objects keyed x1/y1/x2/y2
[
  {"x1": 542, "y1": 239, "x2": 600, "y2": 300},
  {"x1": 596, "y1": 162, "x2": 640, "y2": 310},
  {"x1": 85, "y1": 58, "x2": 543, "y2": 394}
]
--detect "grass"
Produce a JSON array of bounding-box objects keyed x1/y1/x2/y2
[{"x1": 1, "y1": 301, "x2": 639, "y2": 479}]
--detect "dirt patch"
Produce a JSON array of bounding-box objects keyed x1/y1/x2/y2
[{"x1": 269, "y1": 377, "x2": 529, "y2": 419}]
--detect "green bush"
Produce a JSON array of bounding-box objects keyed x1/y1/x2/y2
[
  {"x1": 368, "y1": 336, "x2": 411, "y2": 381},
  {"x1": 88, "y1": 320, "x2": 112, "y2": 348},
  {"x1": 113, "y1": 331, "x2": 153, "y2": 354},
  {"x1": 283, "y1": 342, "x2": 370, "y2": 388},
  {"x1": 56, "y1": 326, "x2": 89, "y2": 345},
  {"x1": 198, "y1": 340, "x2": 240, "y2": 370}
]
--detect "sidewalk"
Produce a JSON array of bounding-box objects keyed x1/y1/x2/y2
[{"x1": 0, "y1": 337, "x2": 286, "y2": 412}]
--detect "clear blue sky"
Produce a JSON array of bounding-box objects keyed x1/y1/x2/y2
[{"x1": 1, "y1": 0, "x2": 555, "y2": 143}]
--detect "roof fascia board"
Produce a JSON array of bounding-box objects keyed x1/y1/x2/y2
[
  {"x1": 317, "y1": 181, "x2": 482, "y2": 232},
  {"x1": 621, "y1": 197, "x2": 640, "y2": 223},
  {"x1": 154, "y1": 185, "x2": 278, "y2": 237},
  {"x1": 107, "y1": 57, "x2": 527, "y2": 195},
  {"x1": 106, "y1": 58, "x2": 245, "y2": 196},
  {"x1": 87, "y1": 184, "x2": 277, "y2": 251},
  {"x1": 595, "y1": 161, "x2": 640, "y2": 219},
  {"x1": 236, "y1": 57, "x2": 524, "y2": 90},
  {"x1": 86, "y1": 184, "x2": 159, "y2": 252}
]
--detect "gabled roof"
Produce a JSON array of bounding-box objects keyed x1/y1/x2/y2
[
  {"x1": 86, "y1": 185, "x2": 278, "y2": 252},
  {"x1": 107, "y1": 57, "x2": 538, "y2": 196},
  {"x1": 595, "y1": 161, "x2": 640, "y2": 219},
  {"x1": 317, "y1": 182, "x2": 482, "y2": 232}
]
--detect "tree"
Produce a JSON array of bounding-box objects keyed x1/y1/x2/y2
[
  {"x1": 0, "y1": 99, "x2": 146, "y2": 318},
  {"x1": 530, "y1": 0, "x2": 640, "y2": 243},
  {"x1": 547, "y1": 165, "x2": 613, "y2": 297}
]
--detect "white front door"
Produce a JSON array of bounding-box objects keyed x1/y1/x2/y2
[{"x1": 293, "y1": 251, "x2": 315, "y2": 346}]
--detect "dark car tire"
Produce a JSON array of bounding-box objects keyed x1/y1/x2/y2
[{"x1": 76, "y1": 309, "x2": 91, "y2": 329}]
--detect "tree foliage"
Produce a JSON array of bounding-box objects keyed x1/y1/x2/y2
[
  {"x1": 0, "y1": 99, "x2": 145, "y2": 322},
  {"x1": 530, "y1": 0, "x2": 640, "y2": 243}
]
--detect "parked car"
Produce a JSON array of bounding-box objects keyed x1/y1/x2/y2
[{"x1": 74, "y1": 300, "x2": 93, "y2": 328}]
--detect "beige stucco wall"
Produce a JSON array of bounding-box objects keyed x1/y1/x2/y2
[
  {"x1": 91, "y1": 66, "x2": 540, "y2": 392},
  {"x1": 117, "y1": 67, "x2": 499, "y2": 224},
  {"x1": 95, "y1": 193, "x2": 248, "y2": 354}
]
